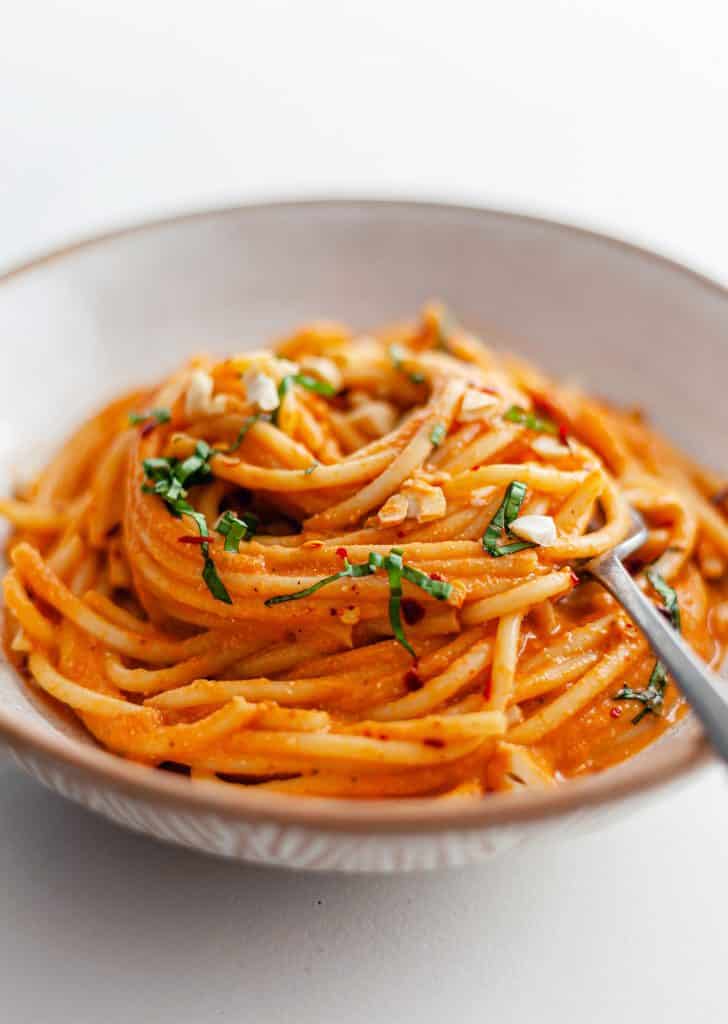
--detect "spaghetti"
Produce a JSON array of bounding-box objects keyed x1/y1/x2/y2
[{"x1": 2, "y1": 304, "x2": 728, "y2": 798}]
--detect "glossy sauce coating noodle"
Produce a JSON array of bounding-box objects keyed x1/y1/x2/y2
[{"x1": 3, "y1": 304, "x2": 728, "y2": 798}]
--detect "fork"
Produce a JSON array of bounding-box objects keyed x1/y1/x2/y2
[{"x1": 584, "y1": 508, "x2": 728, "y2": 761}]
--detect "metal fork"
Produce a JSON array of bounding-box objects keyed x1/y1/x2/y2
[{"x1": 584, "y1": 508, "x2": 728, "y2": 761}]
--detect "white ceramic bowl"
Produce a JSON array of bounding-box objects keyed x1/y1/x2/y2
[{"x1": 0, "y1": 200, "x2": 724, "y2": 871}]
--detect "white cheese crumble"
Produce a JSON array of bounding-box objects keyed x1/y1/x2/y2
[
  {"x1": 509, "y1": 514, "x2": 557, "y2": 546},
  {"x1": 378, "y1": 480, "x2": 447, "y2": 525},
  {"x1": 457, "y1": 387, "x2": 499, "y2": 422},
  {"x1": 184, "y1": 370, "x2": 227, "y2": 419},
  {"x1": 531, "y1": 435, "x2": 570, "y2": 458},
  {"x1": 243, "y1": 369, "x2": 280, "y2": 412}
]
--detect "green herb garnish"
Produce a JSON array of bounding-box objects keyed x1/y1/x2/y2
[
  {"x1": 430, "y1": 423, "x2": 446, "y2": 447},
  {"x1": 647, "y1": 569, "x2": 681, "y2": 631},
  {"x1": 174, "y1": 498, "x2": 231, "y2": 604},
  {"x1": 389, "y1": 344, "x2": 426, "y2": 386},
  {"x1": 214, "y1": 509, "x2": 258, "y2": 552},
  {"x1": 613, "y1": 570, "x2": 681, "y2": 723},
  {"x1": 264, "y1": 557, "x2": 375, "y2": 605},
  {"x1": 482, "y1": 481, "x2": 534, "y2": 557},
  {"x1": 141, "y1": 442, "x2": 231, "y2": 603},
  {"x1": 503, "y1": 405, "x2": 558, "y2": 434},
  {"x1": 201, "y1": 553, "x2": 232, "y2": 603},
  {"x1": 128, "y1": 407, "x2": 171, "y2": 426},
  {"x1": 303, "y1": 461, "x2": 319, "y2": 476},
  {"x1": 226, "y1": 413, "x2": 271, "y2": 452},
  {"x1": 264, "y1": 548, "x2": 452, "y2": 655},
  {"x1": 614, "y1": 663, "x2": 668, "y2": 725},
  {"x1": 278, "y1": 372, "x2": 336, "y2": 402},
  {"x1": 273, "y1": 373, "x2": 336, "y2": 426},
  {"x1": 291, "y1": 373, "x2": 337, "y2": 397},
  {"x1": 382, "y1": 548, "x2": 413, "y2": 656},
  {"x1": 401, "y1": 562, "x2": 452, "y2": 599}
]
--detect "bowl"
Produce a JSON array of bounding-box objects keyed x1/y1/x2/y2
[{"x1": 0, "y1": 200, "x2": 724, "y2": 872}]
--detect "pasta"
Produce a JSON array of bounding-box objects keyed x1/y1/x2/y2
[{"x1": 2, "y1": 302, "x2": 728, "y2": 799}]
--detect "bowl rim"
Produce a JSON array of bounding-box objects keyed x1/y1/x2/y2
[{"x1": 0, "y1": 196, "x2": 721, "y2": 835}]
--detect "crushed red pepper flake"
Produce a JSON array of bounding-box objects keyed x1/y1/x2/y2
[
  {"x1": 423, "y1": 737, "x2": 445, "y2": 749},
  {"x1": 178, "y1": 535, "x2": 208, "y2": 545}
]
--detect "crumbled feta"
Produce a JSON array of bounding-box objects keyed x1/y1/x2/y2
[
  {"x1": 377, "y1": 480, "x2": 447, "y2": 526},
  {"x1": 243, "y1": 369, "x2": 280, "y2": 412},
  {"x1": 405, "y1": 480, "x2": 447, "y2": 522},
  {"x1": 457, "y1": 387, "x2": 500, "y2": 422},
  {"x1": 509, "y1": 514, "x2": 557, "y2": 546},
  {"x1": 184, "y1": 370, "x2": 227, "y2": 419},
  {"x1": 377, "y1": 492, "x2": 409, "y2": 526},
  {"x1": 531, "y1": 435, "x2": 570, "y2": 458}
]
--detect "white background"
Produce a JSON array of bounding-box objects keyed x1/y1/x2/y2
[{"x1": 1, "y1": 3, "x2": 728, "y2": 1022}]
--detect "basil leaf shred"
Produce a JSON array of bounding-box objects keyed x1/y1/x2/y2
[
  {"x1": 613, "y1": 570, "x2": 681, "y2": 723},
  {"x1": 482, "y1": 480, "x2": 534, "y2": 557}
]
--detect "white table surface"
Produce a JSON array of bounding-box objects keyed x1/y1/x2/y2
[{"x1": 2, "y1": 3, "x2": 728, "y2": 1021}]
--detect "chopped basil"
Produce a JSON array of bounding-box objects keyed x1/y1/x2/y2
[
  {"x1": 141, "y1": 443, "x2": 231, "y2": 603},
  {"x1": 303, "y1": 461, "x2": 319, "y2": 476},
  {"x1": 647, "y1": 569, "x2": 681, "y2": 631},
  {"x1": 613, "y1": 663, "x2": 668, "y2": 724},
  {"x1": 292, "y1": 373, "x2": 337, "y2": 397},
  {"x1": 430, "y1": 423, "x2": 446, "y2": 447},
  {"x1": 215, "y1": 509, "x2": 258, "y2": 552},
  {"x1": 482, "y1": 481, "x2": 535, "y2": 557},
  {"x1": 279, "y1": 373, "x2": 336, "y2": 403},
  {"x1": 389, "y1": 344, "x2": 426, "y2": 386},
  {"x1": 276, "y1": 375, "x2": 294, "y2": 410},
  {"x1": 226, "y1": 413, "x2": 271, "y2": 452},
  {"x1": 613, "y1": 570, "x2": 681, "y2": 723},
  {"x1": 382, "y1": 548, "x2": 413, "y2": 657},
  {"x1": 400, "y1": 562, "x2": 452, "y2": 599},
  {"x1": 174, "y1": 497, "x2": 232, "y2": 605},
  {"x1": 201, "y1": 555, "x2": 232, "y2": 604},
  {"x1": 265, "y1": 548, "x2": 452, "y2": 655},
  {"x1": 273, "y1": 373, "x2": 336, "y2": 426},
  {"x1": 129, "y1": 407, "x2": 171, "y2": 426},
  {"x1": 503, "y1": 405, "x2": 558, "y2": 435},
  {"x1": 264, "y1": 558, "x2": 374, "y2": 606}
]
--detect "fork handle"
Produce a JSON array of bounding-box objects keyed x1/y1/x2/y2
[{"x1": 589, "y1": 554, "x2": 728, "y2": 762}]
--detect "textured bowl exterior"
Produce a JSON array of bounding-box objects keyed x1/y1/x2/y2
[
  {"x1": 0, "y1": 200, "x2": 724, "y2": 871},
  {"x1": 6, "y1": 741, "x2": 664, "y2": 871},
  {"x1": 9, "y1": 747, "x2": 522, "y2": 870}
]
